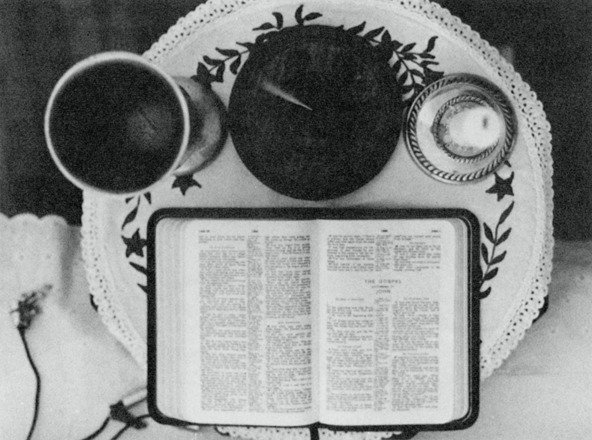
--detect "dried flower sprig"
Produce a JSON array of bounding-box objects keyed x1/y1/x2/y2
[{"x1": 10, "y1": 284, "x2": 51, "y2": 330}]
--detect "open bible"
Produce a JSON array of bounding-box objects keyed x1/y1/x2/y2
[{"x1": 147, "y1": 208, "x2": 480, "y2": 432}]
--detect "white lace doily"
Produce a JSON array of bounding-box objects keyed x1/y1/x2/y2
[{"x1": 81, "y1": 1, "x2": 553, "y2": 439}]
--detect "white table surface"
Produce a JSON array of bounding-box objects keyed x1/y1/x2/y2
[
  {"x1": 0, "y1": 1, "x2": 562, "y2": 438},
  {"x1": 0, "y1": 215, "x2": 589, "y2": 439}
]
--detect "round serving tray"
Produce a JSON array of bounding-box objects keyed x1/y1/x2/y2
[{"x1": 81, "y1": 0, "x2": 553, "y2": 394}]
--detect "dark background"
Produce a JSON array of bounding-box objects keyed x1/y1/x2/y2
[{"x1": 0, "y1": 0, "x2": 590, "y2": 239}]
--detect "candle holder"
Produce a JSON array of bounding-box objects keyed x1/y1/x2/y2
[
  {"x1": 405, "y1": 74, "x2": 517, "y2": 184},
  {"x1": 431, "y1": 93, "x2": 500, "y2": 164}
]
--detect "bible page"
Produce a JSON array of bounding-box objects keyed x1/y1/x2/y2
[
  {"x1": 177, "y1": 218, "x2": 319, "y2": 426},
  {"x1": 316, "y1": 218, "x2": 467, "y2": 426},
  {"x1": 155, "y1": 218, "x2": 188, "y2": 420}
]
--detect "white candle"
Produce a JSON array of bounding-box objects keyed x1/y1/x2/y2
[{"x1": 448, "y1": 105, "x2": 502, "y2": 151}]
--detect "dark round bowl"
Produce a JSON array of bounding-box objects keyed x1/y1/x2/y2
[{"x1": 229, "y1": 25, "x2": 404, "y2": 201}]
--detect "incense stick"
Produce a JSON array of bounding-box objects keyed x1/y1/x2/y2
[{"x1": 260, "y1": 80, "x2": 313, "y2": 111}]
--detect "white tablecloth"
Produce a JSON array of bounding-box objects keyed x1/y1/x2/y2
[{"x1": 1, "y1": 213, "x2": 589, "y2": 439}]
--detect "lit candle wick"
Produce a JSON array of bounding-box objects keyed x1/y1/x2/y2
[
  {"x1": 260, "y1": 80, "x2": 313, "y2": 111},
  {"x1": 448, "y1": 106, "x2": 502, "y2": 150}
]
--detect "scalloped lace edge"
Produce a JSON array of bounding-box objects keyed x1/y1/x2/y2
[
  {"x1": 81, "y1": 0, "x2": 554, "y2": 437},
  {"x1": 0, "y1": 211, "x2": 71, "y2": 228},
  {"x1": 81, "y1": 195, "x2": 148, "y2": 368}
]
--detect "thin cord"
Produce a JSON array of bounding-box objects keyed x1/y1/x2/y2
[
  {"x1": 16, "y1": 329, "x2": 131, "y2": 440},
  {"x1": 12, "y1": 286, "x2": 154, "y2": 440},
  {"x1": 80, "y1": 416, "x2": 110, "y2": 440},
  {"x1": 11, "y1": 287, "x2": 153, "y2": 440},
  {"x1": 110, "y1": 415, "x2": 151, "y2": 440},
  {"x1": 19, "y1": 328, "x2": 40, "y2": 440}
]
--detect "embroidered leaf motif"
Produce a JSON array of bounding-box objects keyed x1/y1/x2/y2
[
  {"x1": 194, "y1": 62, "x2": 214, "y2": 85},
  {"x1": 121, "y1": 197, "x2": 140, "y2": 230},
  {"x1": 376, "y1": 31, "x2": 394, "y2": 62},
  {"x1": 490, "y1": 251, "x2": 507, "y2": 265},
  {"x1": 483, "y1": 268, "x2": 499, "y2": 282},
  {"x1": 419, "y1": 60, "x2": 439, "y2": 68},
  {"x1": 304, "y1": 12, "x2": 322, "y2": 21},
  {"x1": 479, "y1": 286, "x2": 492, "y2": 299},
  {"x1": 203, "y1": 56, "x2": 224, "y2": 66},
  {"x1": 499, "y1": 201, "x2": 515, "y2": 225},
  {"x1": 425, "y1": 35, "x2": 438, "y2": 53},
  {"x1": 400, "y1": 52, "x2": 417, "y2": 61},
  {"x1": 479, "y1": 198, "x2": 515, "y2": 299},
  {"x1": 401, "y1": 42, "x2": 416, "y2": 52},
  {"x1": 237, "y1": 41, "x2": 255, "y2": 51},
  {"x1": 253, "y1": 22, "x2": 275, "y2": 31},
  {"x1": 214, "y1": 62, "x2": 226, "y2": 83},
  {"x1": 364, "y1": 26, "x2": 384, "y2": 40},
  {"x1": 408, "y1": 68, "x2": 423, "y2": 77},
  {"x1": 484, "y1": 223, "x2": 495, "y2": 244},
  {"x1": 272, "y1": 12, "x2": 284, "y2": 29},
  {"x1": 295, "y1": 4, "x2": 305, "y2": 25},
  {"x1": 497, "y1": 228, "x2": 512, "y2": 245},
  {"x1": 304, "y1": 12, "x2": 323, "y2": 21},
  {"x1": 192, "y1": 7, "x2": 442, "y2": 121},
  {"x1": 345, "y1": 25, "x2": 444, "y2": 103},
  {"x1": 216, "y1": 48, "x2": 240, "y2": 57},
  {"x1": 346, "y1": 21, "x2": 366, "y2": 35},
  {"x1": 398, "y1": 70, "x2": 409, "y2": 84},
  {"x1": 230, "y1": 56, "x2": 242, "y2": 75},
  {"x1": 481, "y1": 243, "x2": 489, "y2": 264},
  {"x1": 293, "y1": 6, "x2": 322, "y2": 25},
  {"x1": 129, "y1": 261, "x2": 148, "y2": 275}
]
